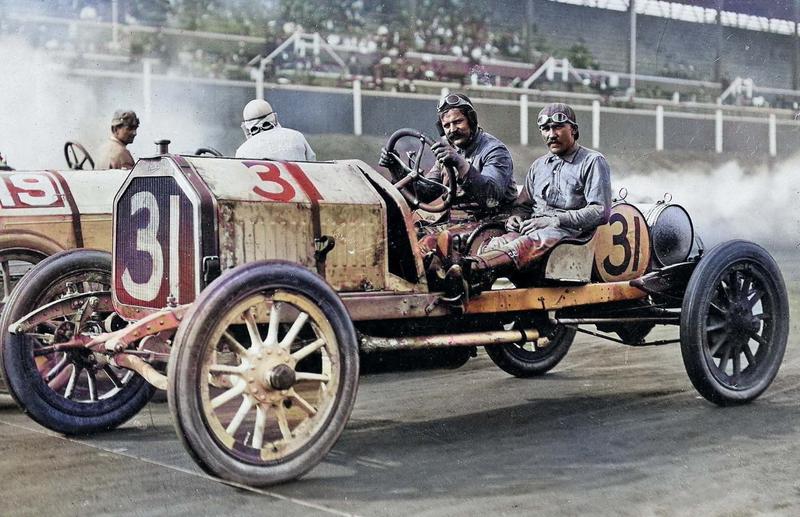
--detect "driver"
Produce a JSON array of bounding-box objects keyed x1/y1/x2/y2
[
  {"x1": 442, "y1": 102, "x2": 612, "y2": 301},
  {"x1": 99, "y1": 110, "x2": 139, "y2": 169},
  {"x1": 235, "y1": 98, "x2": 316, "y2": 161},
  {"x1": 379, "y1": 93, "x2": 517, "y2": 261},
  {"x1": 379, "y1": 92, "x2": 517, "y2": 212}
]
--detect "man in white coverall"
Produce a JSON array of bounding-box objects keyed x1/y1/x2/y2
[{"x1": 235, "y1": 98, "x2": 316, "y2": 161}]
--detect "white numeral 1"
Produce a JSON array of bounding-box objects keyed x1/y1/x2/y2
[{"x1": 169, "y1": 195, "x2": 180, "y2": 303}]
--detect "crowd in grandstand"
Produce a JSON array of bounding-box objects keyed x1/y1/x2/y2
[
  {"x1": 2, "y1": 0, "x2": 798, "y2": 108},
  {"x1": 3, "y1": 0, "x2": 539, "y2": 83}
]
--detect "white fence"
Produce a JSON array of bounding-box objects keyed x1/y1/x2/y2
[{"x1": 69, "y1": 63, "x2": 800, "y2": 158}]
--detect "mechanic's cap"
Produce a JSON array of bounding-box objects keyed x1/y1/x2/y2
[
  {"x1": 243, "y1": 99, "x2": 274, "y2": 122},
  {"x1": 537, "y1": 103, "x2": 577, "y2": 128},
  {"x1": 241, "y1": 99, "x2": 278, "y2": 136},
  {"x1": 111, "y1": 110, "x2": 140, "y2": 128}
]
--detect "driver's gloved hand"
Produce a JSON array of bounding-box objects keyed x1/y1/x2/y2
[
  {"x1": 505, "y1": 215, "x2": 523, "y2": 232},
  {"x1": 518, "y1": 215, "x2": 559, "y2": 235},
  {"x1": 431, "y1": 140, "x2": 468, "y2": 177},
  {"x1": 378, "y1": 147, "x2": 399, "y2": 169}
]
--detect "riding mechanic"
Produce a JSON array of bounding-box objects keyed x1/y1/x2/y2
[
  {"x1": 98, "y1": 110, "x2": 139, "y2": 169},
  {"x1": 235, "y1": 98, "x2": 316, "y2": 161}
]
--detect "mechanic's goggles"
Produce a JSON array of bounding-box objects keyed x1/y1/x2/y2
[
  {"x1": 437, "y1": 94, "x2": 473, "y2": 113},
  {"x1": 241, "y1": 112, "x2": 275, "y2": 136},
  {"x1": 537, "y1": 112, "x2": 576, "y2": 128}
]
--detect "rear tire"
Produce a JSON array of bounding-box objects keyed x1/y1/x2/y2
[
  {"x1": 680, "y1": 240, "x2": 789, "y2": 405},
  {"x1": 486, "y1": 323, "x2": 576, "y2": 378},
  {"x1": 0, "y1": 248, "x2": 48, "y2": 307}
]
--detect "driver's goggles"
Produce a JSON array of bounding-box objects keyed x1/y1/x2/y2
[
  {"x1": 537, "y1": 112, "x2": 576, "y2": 128},
  {"x1": 438, "y1": 94, "x2": 473, "y2": 112}
]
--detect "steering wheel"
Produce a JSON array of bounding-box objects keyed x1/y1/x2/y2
[
  {"x1": 384, "y1": 128, "x2": 457, "y2": 213},
  {"x1": 63, "y1": 141, "x2": 95, "y2": 170},
  {"x1": 194, "y1": 147, "x2": 223, "y2": 157}
]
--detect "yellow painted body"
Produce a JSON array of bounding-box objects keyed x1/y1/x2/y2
[{"x1": 187, "y1": 158, "x2": 391, "y2": 292}]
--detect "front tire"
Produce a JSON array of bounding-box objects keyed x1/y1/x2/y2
[
  {"x1": 0, "y1": 249, "x2": 154, "y2": 434},
  {"x1": 680, "y1": 240, "x2": 789, "y2": 405},
  {"x1": 168, "y1": 261, "x2": 359, "y2": 486}
]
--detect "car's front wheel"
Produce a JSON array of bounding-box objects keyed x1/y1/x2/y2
[
  {"x1": 0, "y1": 249, "x2": 154, "y2": 433},
  {"x1": 168, "y1": 260, "x2": 359, "y2": 486},
  {"x1": 680, "y1": 240, "x2": 789, "y2": 405}
]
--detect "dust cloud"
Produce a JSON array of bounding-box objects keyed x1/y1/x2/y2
[
  {"x1": 0, "y1": 37, "x2": 228, "y2": 170},
  {"x1": 0, "y1": 38, "x2": 99, "y2": 168},
  {"x1": 615, "y1": 158, "x2": 800, "y2": 252}
]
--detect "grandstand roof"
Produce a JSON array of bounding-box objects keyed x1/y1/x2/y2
[{"x1": 674, "y1": 0, "x2": 796, "y2": 21}]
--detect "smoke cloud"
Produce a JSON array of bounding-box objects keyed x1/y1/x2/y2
[
  {"x1": 615, "y1": 158, "x2": 800, "y2": 252},
  {"x1": 0, "y1": 38, "x2": 100, "y2": 168},
  {"x1": 0, "y1": 37, "x2": 232, "y2": 170},
  {"x1": 1, "y1": 35, "x2": 798, "y2": 256}
]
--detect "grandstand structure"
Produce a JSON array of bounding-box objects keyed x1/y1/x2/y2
[
  {"x1": 2, "y1": 0, "x2": 800, "y2": 158},
  {"x1": 4, "y1": 1, "x2": 800, "y2": 104}
]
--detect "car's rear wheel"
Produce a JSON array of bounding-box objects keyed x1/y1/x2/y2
[
  {"x1": 168, "y1": 261, "x2": 359, "y2": 486},
  {"x1": 0, "y1": 248, "x2": 48, "y2": 307},
  {"x1": 680, "y1": 240, "x2": 789, "y2": 405},
  {"x1": 0, "y1": 249, "x2": 154, "y2": 433},
  {"x1": 485, "y1": 322, "x2": 576, "y2": 378}
]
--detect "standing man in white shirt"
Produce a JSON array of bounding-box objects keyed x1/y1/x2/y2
[{"x1": 235, "y1": 99, "x2": 316, "y2": 161}]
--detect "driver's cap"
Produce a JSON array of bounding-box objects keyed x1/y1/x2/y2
[{"x1": 111, "y1": 110, "x2": 139, "y2": 128}]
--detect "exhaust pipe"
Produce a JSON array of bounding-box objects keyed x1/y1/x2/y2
[{"x1": 360, "y1": 328, "x2": 540, "y2": 353}]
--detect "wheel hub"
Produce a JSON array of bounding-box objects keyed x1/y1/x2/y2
[
  {"x1": 240, "y1": 346, "x2": 297, "y2": 403},
  {"x1": 728, "y1": 303, "x2": 757, "y2": 334},
  {"x1": 268, "y1": 364, "x2": 296, "y2": 390}
]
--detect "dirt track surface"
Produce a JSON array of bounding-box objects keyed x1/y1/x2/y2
[{"x1": 2, "y1": 252, "x2": 799, "y2": 516}]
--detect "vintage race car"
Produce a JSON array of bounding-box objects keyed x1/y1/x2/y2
[
  {"x1": 0, "y1": 142, "x2": 224, "y2": 393},
  {"x1": 0, "y1": 142, "x2": 125, "y2": 301},
  {"x1": 0, "y1": 142, "x2": 128, "y2": 394},
  {"x1": 0, "y1": 142, "x2": 226, "y2": 304},
  {"x1": 0, "y1": 131, "x2": 789, "y2": 487}
]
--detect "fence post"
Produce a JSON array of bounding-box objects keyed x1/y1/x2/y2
[
  {"x1": 111, "y1": 0, "x2": 119, "y2": 47},
  {"x1": 256, "y1": 60, "x2": 265, "y2": 100},
  {"x1": 520, "y1": 94, "x2": 529, "y2": 146},
  {"x1": 768, "y1": 113, "x2": 777, "y2": 157},
  {"x1": 353, "y1": 79, "x2": 363, "y2": 136},
  {"x1": 143, "y1": 59, "x2": 152, "y2": 124},
  {"x1": 655, "y1": 105, "x2": 664, "y2": 151},
  {"x1": 715, "y1": 109, "x2": 723, "y2": 153},
  {"x1": 592, "y1": 100, "x2": 600, "y2": 149}
]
